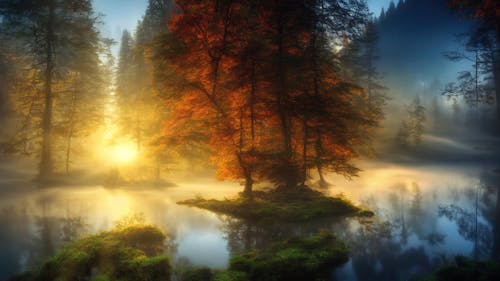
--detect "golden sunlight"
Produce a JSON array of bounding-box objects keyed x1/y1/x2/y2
[{"x1": 111, "y1": 143, "x2": 138, "y2": 164}]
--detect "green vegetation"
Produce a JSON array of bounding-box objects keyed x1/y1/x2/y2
[
  {"x1": 8, "y1": 225, "x2": 171, "y2": 281},
  {"x1": 226, "y1": 230, "x2": 349, "y2": 281},
  {"x1": 420, "y1": 256, "x2": 500, "y2": 281},
  {"x1": 8, "y1": 225, "x2": 348, "y2": 281},
  {"x1": 175, "y1": 231, "x2": 348, "y2": 281},
  {"x1": 178, "y1": 186, "x2": 373, "y2": 222},
  {"x1": 171, "y1": 231, "x2": 348, "y2": 281}
]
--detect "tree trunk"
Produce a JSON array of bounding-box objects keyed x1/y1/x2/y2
[
  {"x1": 243, "y1": 172, "x2": 253, "y2": 199},
  {"x1": 65, "y1": 82, "x2": 78, "y2": 175},
  {"x1": 317, "y1": 163, "x2": 327, "y2": 188},
  {"x1": 276, "y1": 6, "x2": 295, "y2": 189},
  {"x1": 65, "y1": 127, "x2": 74, "y2": 175},
  {"x1": 39, "y1": 0, "x2": 55, "y2": 180},
  {"x1": 315, "y1": 133, "x2": 328, "y2": 188},
  {"x1": 239, "y1": 107, "x2": 253, "y2": 198},
  {"x1": 302, "y1": 114, "x2": 308, "y2": 186}
]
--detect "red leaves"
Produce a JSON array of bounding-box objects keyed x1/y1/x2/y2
[{"x1": 157, "y1": 0, "x2": 371, "y2": 187}]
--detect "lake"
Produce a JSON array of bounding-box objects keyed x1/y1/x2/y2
[{"x1": 0, "y1": 161, "x2": 499, "y2": 281}]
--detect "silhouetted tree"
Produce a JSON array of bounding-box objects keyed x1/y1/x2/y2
[
  {"x1": 0, "y1": 0, "x2": 104, "y2": 179},
  {"x1": 449, "y1": 0, "x2": 500, "y2": 127},
  {"x1": 397, "y1": 95, "x2": 426, "y2": 147}
]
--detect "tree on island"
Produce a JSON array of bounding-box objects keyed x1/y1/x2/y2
[{"x1": 154, "y1": 0, "x2": 381, "y2": 196}]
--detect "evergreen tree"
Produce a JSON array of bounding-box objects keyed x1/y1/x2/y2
[
  {"x1": 0, "y1": 0, "x2": 104, "y2": 179},
  {"x1": 397, "y1": 95, "x2": 426, "y2": 147}
]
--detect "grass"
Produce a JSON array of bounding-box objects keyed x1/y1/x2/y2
[
  {"x1": 178, "y1": 186, "x2": 373, "y2": 222},
  {"x1": 8, "y1": 225, "x2": 171, "y2": 281}
]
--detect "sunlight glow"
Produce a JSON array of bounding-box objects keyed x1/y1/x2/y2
[{"x1": 111, "y1": 143, "x2": 138, "y2": 164}]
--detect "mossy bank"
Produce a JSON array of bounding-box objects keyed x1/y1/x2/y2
[
  {"x1": 8, "y1": 226, "x2": 349, "y2": 281},
  {"x1": 8, "y1": 225, "x2": 171, "y2": 281},
  {"x1": 178, "y1": 186, "x2": 373, "y2": 222},
  {"x1": 176, "y1": 230, "x2": 349, "y2": 281}
]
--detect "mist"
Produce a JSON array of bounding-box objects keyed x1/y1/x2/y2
[{"x1": 0, "y1": 0, "x2": 500, "y2": 281}]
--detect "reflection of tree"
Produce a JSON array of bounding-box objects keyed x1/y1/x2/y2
[
  {"x1": 0, "y1": 205, "x2": 30, "y2": 280},
  {"x1": 439, "y1": 174, "x2": 499, "y2": 260},
  {"x1": 220, "y1": 216, "x2": 344, "y2": 254},
  {"x1": 479, "y1": 168, "x2": 500, "y2": 260},
  {"x1": 346, "y1": 220, "x2": 431, "y2": 281},
  {"x1": 23, "y1": 200, "x2": 89, "y2": 269},
  {"x1": 385, "y1": 182, "x2": 445, "y2": 246},
  {"x1": 219, "y1": 210, "x2": 436, "y2": 281},
  {"x1": 439, "y1": 204, "x2": 492, "y2": 259}
]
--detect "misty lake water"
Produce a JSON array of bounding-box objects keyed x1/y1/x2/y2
[{"x1": 1, "y1": 161, "x2": 499, "y2": 281}]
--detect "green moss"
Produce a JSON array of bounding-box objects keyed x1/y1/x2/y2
[
  {"x1": 227, "y1": 230, "x2": 349, "y2": 281},
  {"x1": 172, "y1": 231, "x2": 348, "y2": 281},
  {"x1": 180, "y1": 267, "x2": 215, "y2": 281},
  {"x1": 178, "y1": 186, "x2": 372, "y2": 222},
  {"x1": 419, "y1": 256, "x2": 500, "y2": 281},
  {"x1": 9, "y1": 225, "x2": 171, "y2": 281},
  {"x1": 212, "y1": 271, "x2": 248, "y2": 281}
]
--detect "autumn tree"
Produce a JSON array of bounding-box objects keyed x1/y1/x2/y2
[{"x1": 155, "y1": 0, "x2": 375, "y2": 195}]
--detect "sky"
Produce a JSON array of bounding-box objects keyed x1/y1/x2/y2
[
  {"x1": 367, "y1": 0, "x2": 393, "y2": 16},
  {"x1": 92, "y1": 0, "x2": 148, "y2": 55},
  {"x1": 93, "y1": 0, "x2": 393, "y2": 55}
]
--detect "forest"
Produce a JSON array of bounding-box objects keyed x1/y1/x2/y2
[{"x1": 0, "y1": 0, "x2": 499, "y2": 281}]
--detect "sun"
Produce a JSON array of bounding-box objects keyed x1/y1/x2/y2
[{"x1": 111, "y1": 143, "x2": 138, "y2": 164}]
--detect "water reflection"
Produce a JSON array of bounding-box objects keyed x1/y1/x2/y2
[{"x1": 0, "y1": 163, "x2": 498, "y2": 281}]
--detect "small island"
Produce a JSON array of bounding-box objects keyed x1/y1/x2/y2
[{"x1": 178, "y1": 186, "x2": 373, "y2": 222}]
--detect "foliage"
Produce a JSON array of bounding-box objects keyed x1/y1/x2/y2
[
  {"x1": 419, "y1": 256, "x2": 500, "y2": 281},
  {"x1": 178, "y1": 186, "x2": 372, "y2": 222},
  {"x1": 226, "y1": 230, "x2": 349, "y2": 281},
  {"x1": 443, "y1": 34, "x2": 496, "y2": 106},
  {"x1": 447, "y1": 0, "x2": 500, "y2": 126},
  {"x1": 8, "y1": 225, "x2": 171, "y2": 281},
  {"x1": 171, "y1": 231, "x2": 349, "y2": 281},
  {"x1": 0, "y1": 0, "x2": 107, "y2": 177},
  {"x1": 154, "y1": 0, "x2": 378, "y2": 193}
]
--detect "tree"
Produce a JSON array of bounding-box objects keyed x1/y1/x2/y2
[
  {"x1": 443, "y1": 34, "x2": 496, "y2": 115},
  {"x1": 112, "y1": 1, "x2": 175, "y2": 181},
  {"x1": 116, "y1": 30, "x2": 134, "y2": 117},
  {"x1": 0, "y1": 0, "x2": 103, "y2": 179},
  {"x1": 57, "y1": 6, "x2": 104, "y2": 174},
  {"x1": 448, "y1": 0, "x2": 500, "y2": 127},
  {"x1": 338, "y1": 18, "x2": 386, "y2": 187},
  {"x1": 155, "y1": 0, "x2": 374, "y2": 195},
  {"x1": 397, "y1": 95, "x2": 426, "y2": 147}
]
